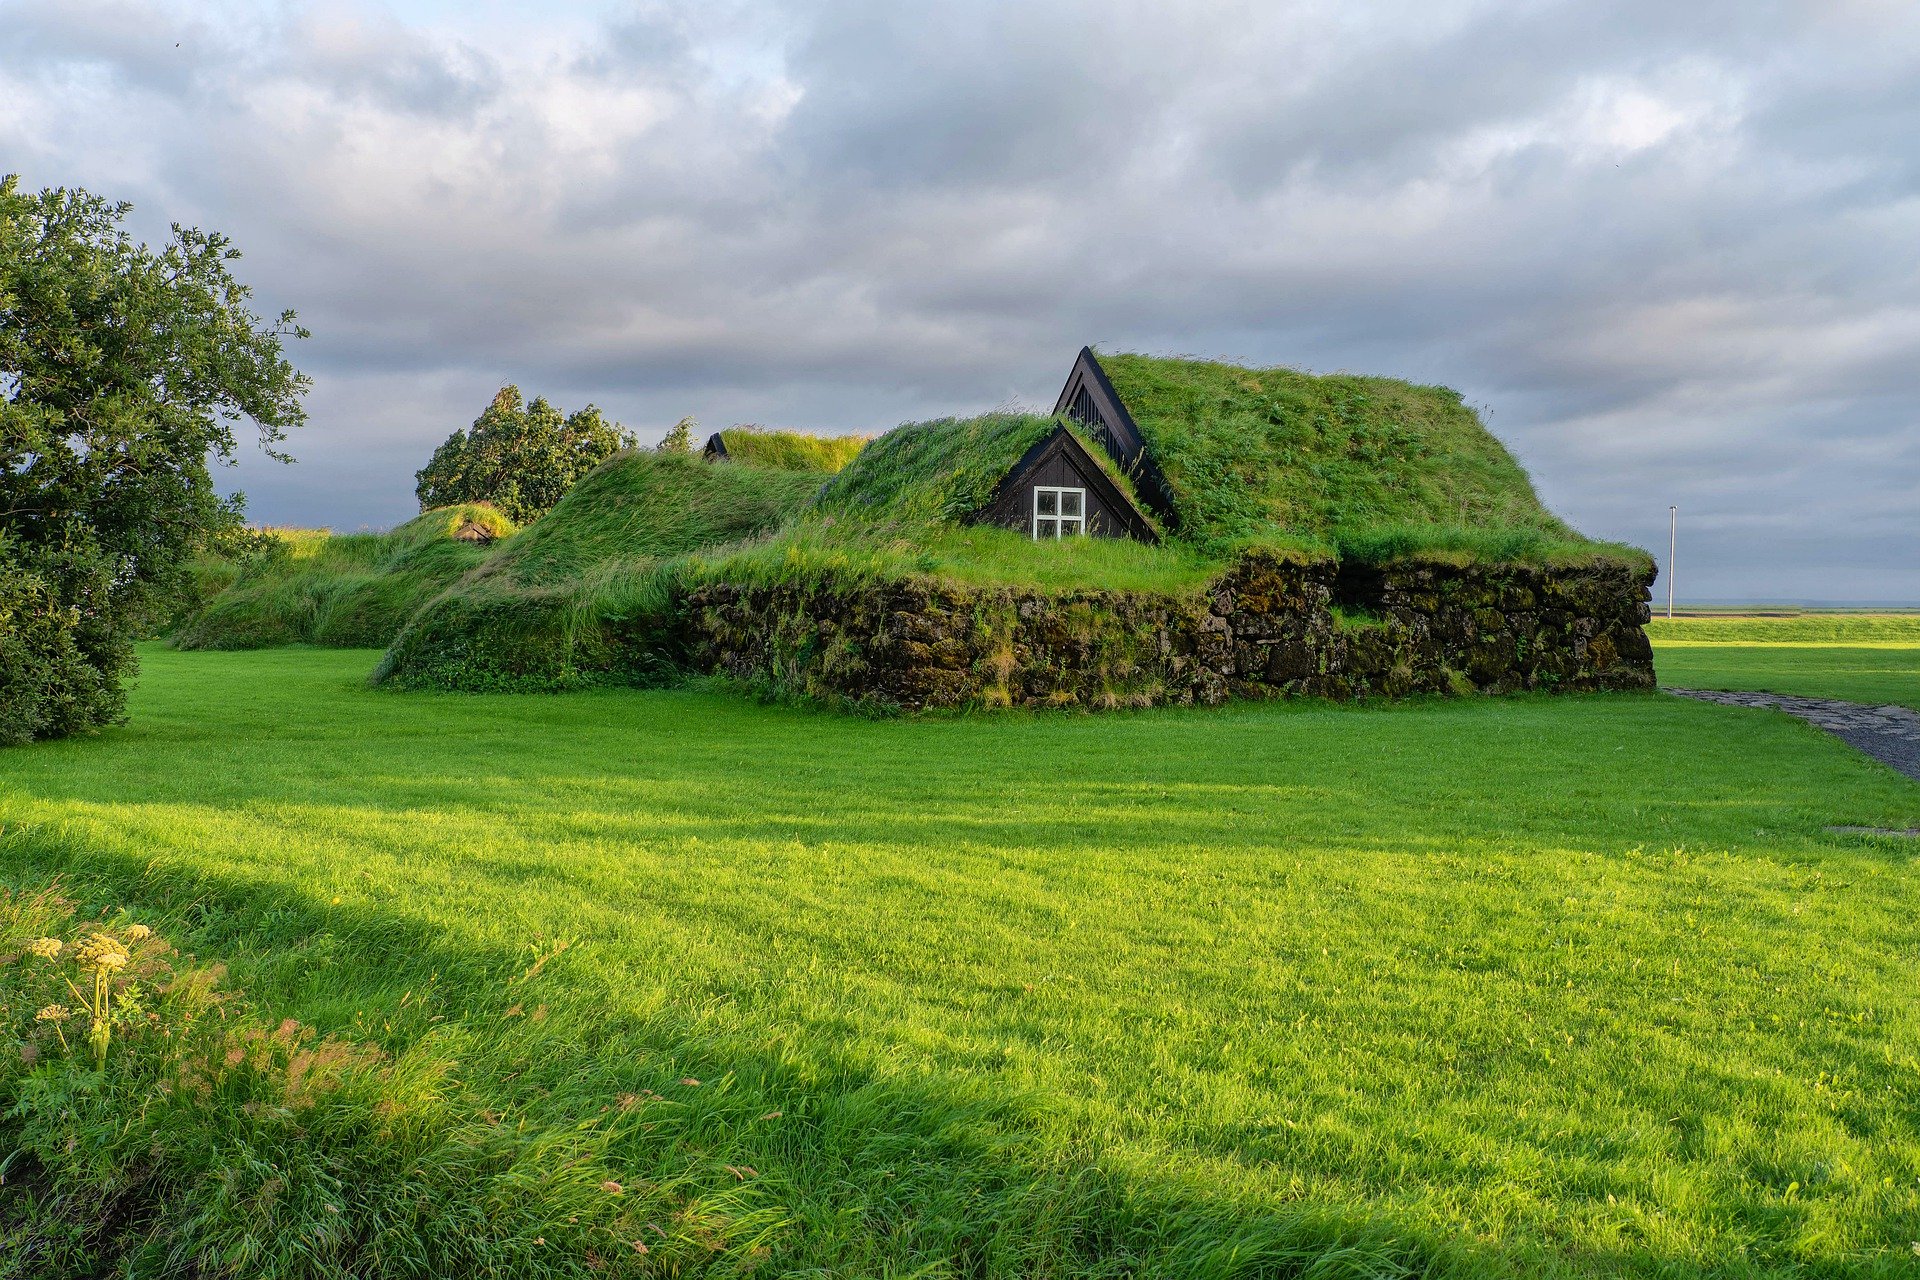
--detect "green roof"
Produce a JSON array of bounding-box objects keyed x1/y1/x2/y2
[
  {"x1": 714, "y1": 426, "x2": 868, "y2": 473},
  {"x1": 172, "y1": 504, "x2": 518, "y2": 650},
  {"x1": 796, "y1": 355, "x2": 1636, "y2": 569},
  {"x1": 478, "y1": 449, "x2": 825, "y2": 587},
  {"x1": 810, "y1": 412, "x2": 1155, "y2": 531},
  {"x1": 1095, "y1": 351, "x2": 1578, "y2": 554}
]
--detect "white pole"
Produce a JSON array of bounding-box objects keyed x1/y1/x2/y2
[{"x1": 1668, "y1": 505, "x2": 1677, "y2": 619}]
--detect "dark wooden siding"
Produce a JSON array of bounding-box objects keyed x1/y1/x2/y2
[{"x1": 976, "y1": 427, "x2": 1158, "y2": 542}]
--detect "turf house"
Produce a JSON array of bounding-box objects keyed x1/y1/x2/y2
[
  {"x1": 179, "y1": 348, "x2": 1657, "y2": 709},
  {"x1": 657, "y1": 350, "x2": 1657, "y2": 709}
]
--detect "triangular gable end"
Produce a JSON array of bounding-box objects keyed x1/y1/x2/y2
[
  {"x1": 974, "y1": 424, "x2": 1159, "y2": 543},
  {"x1": 702, "y1": 433, "x2": 730, "y2": 460},
  {"x1": 1052, "y1": 347, "x2": 1178, "y2": 526}
]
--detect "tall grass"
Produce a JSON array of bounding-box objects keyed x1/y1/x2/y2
[
  {"x1": 687, "y1": 520, "x2": 1217, "y2": 595},
  {"x1": 172, "y1": 506, "x2": 516, "y2": 650},
  {"x1": 811, "y1": 412, "x2": 1158, "y2": 533},
  {"x1": 1333, "y1": 523, "x2": 1652, "y2": 571},
  {"x1": 472, "y1": 450, "x2": 823, "y2": 588}
]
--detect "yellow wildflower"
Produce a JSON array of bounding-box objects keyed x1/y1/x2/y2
[
  {"x1": 125, "y1": 924, "x2": 152, "y2": 942},
  {"x1": 72, "y1": 932, "x2": 131, "y2": 974},
  {"x1": 25, "y1": 937, "x2": 62, "y2": 959},
  {"x1": 35, "y1": 1004, "x2": 72, "y2": 1022}
]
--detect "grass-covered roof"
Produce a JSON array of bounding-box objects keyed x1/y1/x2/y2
[
  {"x1": 478, "y1": 449, "x2": 824, "y2": 587},
  {"x1": 1094, "y1": 351, "x2": 1595, "y2": 560},
  {"x1": 794, "y1": 355, "x2": 1641, "y2": 570},
  {"x1": 370, "y1": 355, "x2": 1649, "y2": 691},
  {"x1": 810, "y1": 412, "x2": 1154, "y2": 531},
  {"x1": 714, "y1": 426, "x2": 868, "y2": 473}
]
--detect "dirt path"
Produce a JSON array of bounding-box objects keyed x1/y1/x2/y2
[{"x1": 1666, "y1": 688, "x2": 1920, "y2": 783}]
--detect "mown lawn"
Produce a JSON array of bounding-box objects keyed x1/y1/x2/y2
[
  {"x1": 1649, "y1": 614, "x2": 1920, "y2": 711},
  {"x1": 3, "y1": 645, "x2": 1920, "y2": 1277}
]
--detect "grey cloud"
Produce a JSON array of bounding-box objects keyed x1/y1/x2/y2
[
  {"x1": 1, "y1": 0, "x2": 1915, "y2": 600},
  {"x1": 2, "y1": 0, "x2": 220, "y2": 97},
  {"x1": 286, "y1": 13, "x2": 499, "y2": 118}
]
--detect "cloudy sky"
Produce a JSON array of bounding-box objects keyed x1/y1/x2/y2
[{"x1": 4, "y1": 0, "x2": 1917, "y2": 601}]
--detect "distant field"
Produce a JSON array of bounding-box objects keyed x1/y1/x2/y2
[
  {"x1": 1650, "y1": 613, "x2": 1920, "y2": 710},
  {"x1": 4, "y1": 647, "x2": 1918, "y2": 1276},
  {"x1": 1649, "y1": 613, "x2": 1920, "y2": 646}
]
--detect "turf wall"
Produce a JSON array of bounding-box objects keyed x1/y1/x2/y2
[{"x1": 679, "y1": 552, "x2": 1656, "y2": 711}]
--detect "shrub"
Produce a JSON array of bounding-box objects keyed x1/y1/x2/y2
[
  {"x1": 0, "y1": 538, "x2": 125, "y2": 747},
  {"x1": 657, "y1": 415, "x2": 696, "y2": 454}
]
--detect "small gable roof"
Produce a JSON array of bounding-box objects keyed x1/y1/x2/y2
[
  {"x1": 810, "y1": 412, "x2": 1159, "y2": 538},
  {"x1": 976, "y1": 423, "x2": 1158, "y2": 543},
  {"x1": 1053, "y1": 347, "x2": 1179, "y2": 526}
]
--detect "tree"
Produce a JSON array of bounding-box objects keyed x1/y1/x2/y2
[
  {"x1": 657, "y1": 415, "x2": 696, "y2": 454},
  {"x1": 0, "y1": 176, "x2": 308, "y2": 745},
  {"x1": 415, "y1": 387, "x2": 634, "y2": 524}
]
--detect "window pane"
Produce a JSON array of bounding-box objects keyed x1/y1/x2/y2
[
  {"x1": 1036, "y1": 519, "x2": 1057, "y2": 538},
  {"x1": 1037, "y1": 490, "x2": 1058, "y2": 515},
  {"x1": 1064, "y1": 517, "x2": 1084, "y2": 535},
  {"x1": 1061, "y1": 490, "x2": 1083, "y2": 517}
]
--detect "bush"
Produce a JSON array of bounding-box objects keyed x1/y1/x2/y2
[{"x1": 0, "y1": 538, "x2": 126, "y2": 747}]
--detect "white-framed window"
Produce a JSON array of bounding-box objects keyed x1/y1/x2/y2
[{"x1": 1033, "y1": 486, "x2": 1087, "y2": 539}]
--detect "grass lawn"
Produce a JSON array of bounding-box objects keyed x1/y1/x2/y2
[
  {"x1": 4, "y1": 646, "x2": 1920, "y2": 1277},
  {"x1": 1649, "y1": 615, "x2": 1920, "y2": 711}
]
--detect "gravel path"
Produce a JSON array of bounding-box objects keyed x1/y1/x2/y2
[{"x1": 1666, "y1": 688, "x2": 1920, "y2": 783}]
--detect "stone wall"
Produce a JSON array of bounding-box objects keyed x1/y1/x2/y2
[{"x1": 678, "y1": 551, "x2": 1655, "y2": 712}]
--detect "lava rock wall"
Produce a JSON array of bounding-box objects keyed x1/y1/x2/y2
[{"x1": 678, "y1": 551, "x2": 1655, "y2": 711}]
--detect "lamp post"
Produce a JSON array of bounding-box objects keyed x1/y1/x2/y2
[{"x1": 1668, "y1": 505, "x2": 1677, "y2": 619}]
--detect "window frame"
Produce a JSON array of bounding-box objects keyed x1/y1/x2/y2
[{"x1": 1032, "y1": 485, "x2": 1088, "y2": 540}]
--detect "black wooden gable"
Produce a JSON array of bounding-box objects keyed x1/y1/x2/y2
[
  {"x1": 702, "y1": 432, "x2": 730, "y2": 460},
  {"x1": 1051, "y1": 348, "x2": 1177, "y2": 526},
  {"x1": 974, "y1": 424, "x2": 1158, "y2": 543}
]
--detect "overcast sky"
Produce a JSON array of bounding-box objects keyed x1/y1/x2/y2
[{"x1": 4, "y1": 0, "x2": 1916, "y2": 601}]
